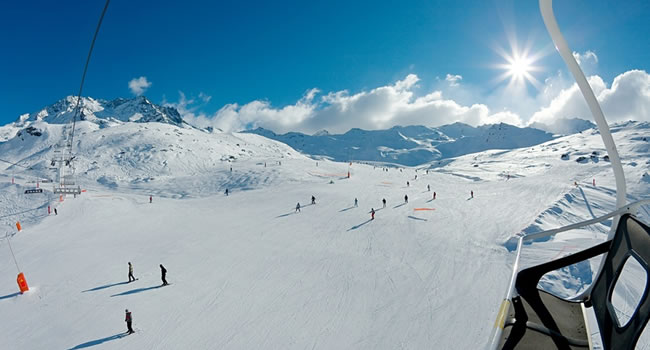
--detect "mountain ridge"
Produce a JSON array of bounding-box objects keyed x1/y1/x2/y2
[{"x1": 244, "y1": 123, "x2": 557, "y2": 166}]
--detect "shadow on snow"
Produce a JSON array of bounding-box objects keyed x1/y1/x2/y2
[
  {"x1": 339, "y1": 206, "x2": 356, "y2": 212},
  {"x1": 68, "y1": 333, "x2": 127, "y2": 349},
  {"x1": 110, "y1": 284, "x2": 163, "y2": 297},
  {"x1": 82, "y1": 281, "x2": 130, "y2": 293},
  {"x1": 407, "y1": 215, "x2": 428, "y2": 222},
  {"x1": 0, "y1": 292, "x2": 20, "y2": 301},
  {"x1": 348, "y1": 219, "x2": 373, "y2": 231}
]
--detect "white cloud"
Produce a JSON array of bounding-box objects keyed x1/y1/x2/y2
[
  {"x1": 170, "y1": 68, "x2": 649, "y2": 135},
  {"x1": 572, "y1": 50, "x2": 598, "y2": 66},
  {"x1": 572, "y1": 50, "x2": 599, "y2": 76},
  {"x1": 529, "y1": 70, "x2": 650, "y2": 125},
  {"x1": 198, "y1": 92, "x2": 212, "y2": 103},
  {"x1": 173, "y1": 75, "x2": 521, "y2": 134},
  {"x1": 128, "y1": 76, "x2": 152, "y2": 96},
  {"x1": 445, "y1": 74, "x2": 463, "y2": 87}
]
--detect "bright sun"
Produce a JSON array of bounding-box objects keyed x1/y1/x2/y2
[
  {"x1": 494, "y1": 44, "x2": 543, "y2": 89},
  {"x1": 508, "y1": 57, "x2": 531, "y2": 79}
]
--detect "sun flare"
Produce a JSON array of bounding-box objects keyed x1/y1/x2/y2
[
  {"x1": 493, "y1": 42, "x2": 545, "y2": 89},
  {"x1": 508, "y1": 56, "x2": 531, "y2": 80}
]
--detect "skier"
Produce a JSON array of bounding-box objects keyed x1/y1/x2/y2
[
  {"x1": 149, "y1": 195, "x2": 152, "y2": 203},
  {"x1": 54, "y1": 208, "x2": 58, "y2": 215},
  {"x1": 382, "y1": 198, "x2": 386, "y2": 208},
  {"x1": 128, "y1": 262, "x2": 135, "y2": 282},
  {"x1": 354, "y1": 198, "x2": 358, "y2": 207},
  {"x1": 225, "y1": 189, "x2": 229, "y2": 196},
  {"x1": 427, "y1": 184, "x2": 430, "y2": 191},
  {"x1": 125, "y1": 309, "x2": 134, "y2": 334},
  {"x1": 48, "y1": 205, "x2": 51, "y2": 215},
  {"x1": 230, "y1": 166, "x2": 232, "y2": 172},
  {"x1": 593, "y1": 178, "x2": 596, "y2": 187},
  {"x1": 296, "y1": 203, "x2": 301, "y2": 212},
  {"x1": 407, "y1": 181, "x2": 410, "y2": 187},
  {"x1": 160, "y1": 264, "x2": 168, "y2": 286},
  {"x1": 371, "y1": 208, "x2": 375, "y2": 220},
  {"x1": 404, "y1": 195, "x2": 408, "y2": 203},
  {"x1": 311, "y1": 195, "x2": 316, "y2": 205},
  {"x1": 433, "y1": 192, "x2": 436, "y2": 200},
  {"x1": 471, "y1": 190, "x2": 474, "y2": 198},
  {"x1": 415, "y1": 175, "x2": 417, "y2": 180}
]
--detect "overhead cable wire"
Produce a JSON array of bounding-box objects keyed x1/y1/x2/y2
[{"x1": 69, "y1": 0, "x2": 111, "y2": 151}]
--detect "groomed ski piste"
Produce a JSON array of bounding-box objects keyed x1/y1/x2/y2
[{"x1": 1, "y1": 121, "x2": 649, "y2": 349}]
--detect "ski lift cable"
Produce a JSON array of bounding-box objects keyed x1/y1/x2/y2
[
  {"x1": 0, "y1": 158, "x2": 32, "y2": 169},
  {"x1": 4, "y1": 233, "x2": 21, "y2": 272},
  {"x1": 68, "y1": 0, "x2": 111, "y2": 152}
]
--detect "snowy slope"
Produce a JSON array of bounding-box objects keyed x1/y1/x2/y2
[
  {"x1": 0, "y1": 120, "x2": 305, "y2": 200},
  {"x1": 0, "y1": 118, "x2": 648, "y2": 349},
  {"x1": 246, "y1": 123, "x2": 555, "y2": 166}
]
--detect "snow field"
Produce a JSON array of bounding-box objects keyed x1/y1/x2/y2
[{"x1": 0, "y1": 122, "x2": 648, "y2": 349}]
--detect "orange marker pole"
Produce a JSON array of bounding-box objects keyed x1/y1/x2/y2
[{"x1": 16, "y1": 222, "x2": 21, "y2": 231}]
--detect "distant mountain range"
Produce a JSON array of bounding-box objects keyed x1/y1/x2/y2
[
  {"x1": 245, "y1": 123, "x2": 558, "y2": 166},
  {"x1": 2, "y1": 96, "x2": 599, "y2": 166}
]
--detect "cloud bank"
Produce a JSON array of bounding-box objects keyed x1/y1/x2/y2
[{"x1": 169, "y1": 62, "x2": 650, "y2": 134}]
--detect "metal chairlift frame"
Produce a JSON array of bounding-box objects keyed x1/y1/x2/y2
[{"x1": 487, "y1": 1, "x2": 650, "y2": 349}]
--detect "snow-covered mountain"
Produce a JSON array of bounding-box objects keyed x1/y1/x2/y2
[
  {"x1": 12, "y1": 95, "x2": 186, "y2": 129},
  {"x1": 529, "y1": 117, "x2": 596, "y2": 135},
  {"x1": 245, "y1": 123, "x2": 556, "y2": 166},
  {"x1": 0, "y1": 120, "x2": 304, "y2": 197}
]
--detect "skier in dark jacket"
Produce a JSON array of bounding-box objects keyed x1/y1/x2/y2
[
  {"x1": 128, "y1": 262, "x2": 135, "y2": 282},
  {"x1": 125, "y1": 309, "x2": 134, "y2": 334},
  {"x1": 404, "y1": 195, "x2": 408, "y2": 203},
  {"x1": 382, "y1": 198, "x2": 386, "y2": 208},
  {"x1": 160, "y1": 264, "x2": 168, "y2": 286},
  {"x1": 311, "y1": 196, "x2": 315, "y2": 205},
  {"x1": 371, "y1": 208, "x2": 375, "y2": 220},
  {"x1": 296, "y1": 203, "x2": 301, "y2": 212}
]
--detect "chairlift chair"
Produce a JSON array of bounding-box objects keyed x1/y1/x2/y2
[
  {"x1": 488, "y1": 1, "x2": 650, "y2": 349},
  {"x1": 495, "y1": 212, "x2": 650, "y2": 350}
]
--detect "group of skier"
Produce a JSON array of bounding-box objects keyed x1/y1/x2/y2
[
  {"x1": 127, "y1": 262, "x2": 168, "y2": 285},
  {"x1": 123, "y1": 263, "x2": 168, "y2": 334},
  {"x1": 296, "y1": 195, "x2": 317, "y2": 212}
]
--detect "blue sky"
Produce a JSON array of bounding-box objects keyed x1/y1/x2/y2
[{"x1": 1, "y1": 0, "x2": 649, "y2": 132}]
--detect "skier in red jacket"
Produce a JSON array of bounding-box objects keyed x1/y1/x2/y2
[{"x1": 125, "y1": 309, "x2": 134, "y2": 334}]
